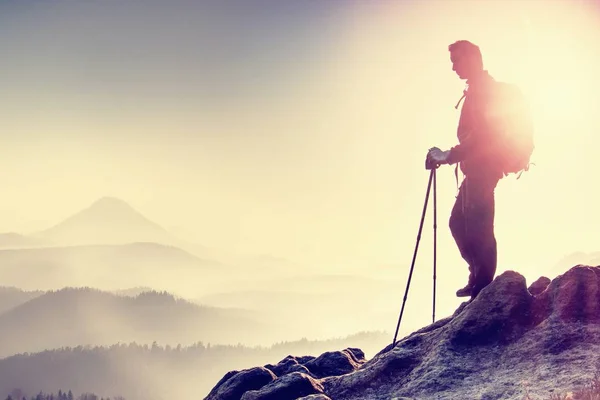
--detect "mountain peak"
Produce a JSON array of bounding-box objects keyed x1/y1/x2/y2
[
  {"x1": 89, "y1": 196, "x2": 135, "y2": 211},
  {"x1": 34, "y1": 196, "x2": 172, "y2": 246},
  {"x1": 83, "y1": 196, "x2": 145, "y2": 219}
]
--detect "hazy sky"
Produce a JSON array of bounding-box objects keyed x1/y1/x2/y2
[{"x1": 1, "y1": 0, "x2": 599, "y2": 279}]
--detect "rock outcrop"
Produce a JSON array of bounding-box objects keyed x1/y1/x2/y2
[
  {"x1": 205, "y1": 265, "x2": 600, "y2": 400},
  {"x1": 527, "y1": 276, "x2": 551, "y2": 296}
]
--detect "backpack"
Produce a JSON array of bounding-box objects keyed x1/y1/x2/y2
[{"x1": 485, "y1": 81, "x2": 535, "y2": 178}]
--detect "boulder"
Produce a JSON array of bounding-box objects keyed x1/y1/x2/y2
[
  {"x1": 240, "y1": 372, "x2": 324, "y2": 400},
  {"x1": 528, "y1": 276, "x2": 551, "y2": 295},
  {"x1": 205, "y1": 367, "x2": 276, "y2": 400}
]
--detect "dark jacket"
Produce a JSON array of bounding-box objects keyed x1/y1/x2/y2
[{"x1": 446, "y1": 71, "x2": 504, "y2": 179}]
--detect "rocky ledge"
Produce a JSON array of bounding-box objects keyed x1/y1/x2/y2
[{"x1": 205, "y1": 264, "x2": 600, "y2": 400}]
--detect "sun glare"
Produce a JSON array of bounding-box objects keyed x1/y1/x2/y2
[
  {"x1": 509, "y1": 13, "x2": 597, "y2": 147},
  {"x1": 530, "y1": 76, "x2": 583, "y2": 123}
]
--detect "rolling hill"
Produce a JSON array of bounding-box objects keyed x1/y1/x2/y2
[
  {"x1": 0, "y1": 287, "x2": 269, "y2": 358},
  {"x1": 0, "y1": 332, "x2": 389, "y2": 400},
  {"x1": 0, "y1": 287, "x2": 44, "y2": 314}
]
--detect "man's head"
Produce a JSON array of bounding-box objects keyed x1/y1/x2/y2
[{"x1": 449, "y1": 40, "x2": 483, "y2": 80}]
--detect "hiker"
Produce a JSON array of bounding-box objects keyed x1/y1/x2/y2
[{"x1": 426, "y1": 40, "x2": 533, "y2": 299}]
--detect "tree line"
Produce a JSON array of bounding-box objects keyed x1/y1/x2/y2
[{"x1": 5, "y1": 389, "x2": 125, "y2": 400}]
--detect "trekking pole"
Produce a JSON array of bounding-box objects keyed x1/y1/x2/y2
[
  {"x1": 392, "y1": 165, "x2": 437, "y2": 346},
  {"x1": 432, "y1": 167, "x2": 437, "y2": 324}
]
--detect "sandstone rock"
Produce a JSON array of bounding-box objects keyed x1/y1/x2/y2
[
  {"x1": 265, "y1": 356, "x2": 313, "y2": 377},
  {"x1": 205, "y1": 367, "x2": 276, "y2": 400},
  {"x1": 449, "y1": 270, "x2": 532, "y2": 346},
  {"x1": 528, "y1": 276, "x2": 551, "y2": 295},
  {"x1": 531, "y1": 265, "x2": 600, "y2": 326},
  {"x1": 239, "y1": 372, "x2": 324, "y2": 400},
  {"x1": 304, "y1": 349, "x2": 365, "y2": 378},
  {"x1": 549, "y1": 266, "x2": 600, "y2": 323}
]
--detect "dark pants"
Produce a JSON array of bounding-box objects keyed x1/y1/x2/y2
[{"x1": 449, "y1": 173, "x2": 501, "y2": 297}]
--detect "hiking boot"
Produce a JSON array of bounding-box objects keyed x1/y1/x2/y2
[
  {"x1": 471, "y1": 279, "x2": 492, "y2": 299},
  {"x1": 456, "y1": 284, "x2": 473, "y2": 297}
]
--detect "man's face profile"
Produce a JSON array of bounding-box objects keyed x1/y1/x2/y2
[{"x1": 450, "y1": 51, "x2": 468, "y2": 80}]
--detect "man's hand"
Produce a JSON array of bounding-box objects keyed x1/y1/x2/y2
[{"x1": 426, "y1": 147, "x2": 451, "y2": 168}]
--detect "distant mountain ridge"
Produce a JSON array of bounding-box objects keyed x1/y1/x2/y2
[
  {"x1": 0, "y1": 196, "x2": 304, "y2": 277},
  {"x1": 0, "y1": 242, "x2": 223, "y2": 293},
  {"x1": 0, "y1": 196, "x2": 311, "y2": 299},
  {"x1": 553, "y1": 251, "x2": 600, "y2": 274},
  {"x1": 0, "y1": 232, "x2": 48, "y2": 248}
]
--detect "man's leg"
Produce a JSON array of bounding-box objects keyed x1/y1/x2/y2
[
  {"x1": 449, "y1": 179, "x2": 476, "y2": 295},
  {"x1": 463, "y1": 177, "x2": 499, "y2": 298}
]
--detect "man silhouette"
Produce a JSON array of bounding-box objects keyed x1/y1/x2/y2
[{"x1": 426, "y1": 40, "x2": 506, "y2": 299}]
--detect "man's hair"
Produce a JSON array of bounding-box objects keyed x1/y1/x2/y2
[{"x1": 448, "y1": 40, "x2": 483, "y2": 69}]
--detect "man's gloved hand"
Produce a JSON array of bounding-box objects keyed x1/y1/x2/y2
[{"x1": 426, "y1": 147, "x2": 451, "y2": 168}]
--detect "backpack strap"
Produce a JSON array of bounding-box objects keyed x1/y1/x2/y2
[
  {"x1": 455, "y1": 164, "x2": 459, "y2": 190},
  {"x1": 455, "y1": 88, "x2": 468, "y2": 109},
  {"x1": 453, "y1": 86, "x2": 468, "y2": 192}
]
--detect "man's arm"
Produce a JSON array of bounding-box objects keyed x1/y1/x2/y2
[
  {"x1": 446, "y1": 140, "x2": 469, "y2": 165},
  {"x1": 447, "y1": 132, "x2": 501, "y2": 165},
  {"x1": 446, "y1": 131, "x2": 484, "y2": 165},
  {"x1": 446, "y1": 99, "x2": 507, "y2": 166}
]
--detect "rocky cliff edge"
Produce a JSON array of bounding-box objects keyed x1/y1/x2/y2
[{"x1": 205, "y1": 265, "x2": 600, "y2": 400}]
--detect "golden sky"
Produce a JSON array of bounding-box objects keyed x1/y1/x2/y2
[{"x1": 0, "y1": 0, "x2": 599, "y2": 281}]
